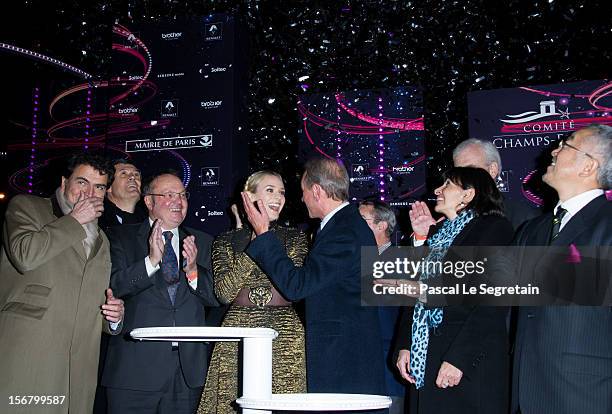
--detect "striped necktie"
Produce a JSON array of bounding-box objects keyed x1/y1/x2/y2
[{"x1": 550, "y1": 207, "x2": 568, "y2": 243}]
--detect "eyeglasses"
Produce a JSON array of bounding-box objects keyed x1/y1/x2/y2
[
  {"x1": 558, "y1": 137, "x2": 596, "y2": 160},
  {"x1": 147, "y1": 191, "x2": 190, "y2": 200}
]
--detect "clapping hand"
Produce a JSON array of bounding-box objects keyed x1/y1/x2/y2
[
  {"x1": 409, "y1": 201, "x2": 436, "y2": 237},
  {"x1": 182, "y1": 235, "x2": 198, "y2": 275},
  {"x1": 148, "y1": 219, "x2": 165, "y2": 267}
]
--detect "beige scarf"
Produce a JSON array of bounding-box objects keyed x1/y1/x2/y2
[{"x1": 55, "y1": 187, "x2": 99, "y2": 258}]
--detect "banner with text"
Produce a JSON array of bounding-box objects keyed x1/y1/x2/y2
[{"x1": 468, "y1": 79, "x2": 612, "y2": 208}]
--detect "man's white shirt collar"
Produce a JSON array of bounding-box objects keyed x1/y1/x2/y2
[
  {"x1": 320, "y1": 202, "x2": 349, "y2": 231},
  {"x1": 378, "y1": 241, "x2": 392, "y2": 255},
  {"x1": 148, "y1": 218, "x2": 179, "y2": 239},
  {"x1": 147, "y1": 218, "x2": 180, "y2": 263},
  {"x1": 555, "y1": 189, "x2": 603, "y2": 230}
]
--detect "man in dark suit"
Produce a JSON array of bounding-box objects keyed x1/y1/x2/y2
[
  {"x1": 512, "y1": 124, "x2": 612, "y2": 414},
  {"x1": 102, "y1": 171, "x2": 218, "y2": 414},
  {"x1": 359, "y1": 200, "x2": 404, "y2": 414},
  {"x1": 95, "y1": 158, "x2": 146, "y2": 414},
  {"x1": 241, "y1": 158, "x2": 386, "y2": 396}
]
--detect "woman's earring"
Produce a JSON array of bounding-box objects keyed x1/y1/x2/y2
[
  {"x1": 495, "y1": 174, "x2": 505, "y2": 191},
  {"x1": 459, "y1": 202, "x2": 465, "y2": 208}
]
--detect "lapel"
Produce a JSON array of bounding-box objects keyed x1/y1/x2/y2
[
  {"x1": 136, "y1": 218, "x2": 151, "y2": 257},
  {"x1": 174, "y1": 226, "x2": 190, "y2": 305},
  {"x1": 521, "y1": 213, "x2": 553, "y2": 246},
  {"x1": 137, "y1": 219, "x2": 153, "y2": 258},
  {"x1": 50, "y1": 195, "x2": 64, "y2": 219},
  {"x1": 527, "y1": 213, "x2": 553, "y2": 246},
  {"x1": 88, "y1": 233, "x2": 103, "y2": 260},
  {"x1": 138, "y1": 220, "x2": 172, "y2": 304},
  {"x1": 72, "y1": 242, "x2": 87, "y2": 261},
  {"x1": 313, "y1": 204, "x2": 350, "y2": 247},
  {"x1": 520, "y1": 196, "x2": 607, "y2": 300},
  {"x1": 551, "y1": 195, "x2": 606, "y2": 246},
  {"x1": 51, "y1": 194, "x2": 88, "y2": 261},
  {"x1": 313, "y1": 222, "x2": 329, "y2": 246}
]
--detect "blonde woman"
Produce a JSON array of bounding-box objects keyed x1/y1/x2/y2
[{"x1": 197, "y1": 171, "x2": 308, "y2": 414}]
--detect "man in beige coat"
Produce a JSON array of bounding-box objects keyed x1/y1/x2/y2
[{"x1": 0, "y1": 153, "x2": 124, "y2": 413}]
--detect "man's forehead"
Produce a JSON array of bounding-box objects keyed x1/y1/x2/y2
[
  {"x1": 152, "y1": 175, "x2": 184, "y2": 190},
  {"x1": 569, "y1": 129, "x2": 589, "y2": 142},
  {"x1": 71, "y1": 163, "x2": 106, "y2": 176},
  {"x1": 454, "y1": 146, "x2": 487, "y2": 166},
  {"x1": 115, "y1": 163, "x2": 139, "y2": 172},
  {"x1": 566, "y1": 130, "x2": 597, "y2": 154},
  {"x1": 70, "y1": 164, "x2": 108, "y2": 183},
  {"x1": 455, "y1": 145, "x2": 483, "y2": 159}
]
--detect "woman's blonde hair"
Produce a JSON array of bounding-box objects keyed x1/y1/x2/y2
[{"x1": 243, "y1": 170, "x2": 283, "y2": 193}]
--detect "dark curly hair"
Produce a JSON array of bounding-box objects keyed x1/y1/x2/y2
[
  {"x1": 443, "y1": 166, "x2": 505, "y2": 217},
  {"x1": 63, "y1": 152, "x2": 114, "y2": 182}
]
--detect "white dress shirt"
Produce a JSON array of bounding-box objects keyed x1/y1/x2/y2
[
  {"x1": 144, "y1": 218, "x2": 198, "y2": 290},
  {"x1": 554, "y1": 189, "x2": 604, "y2": 231},
  {"x1": 320, "y1": 202, "x2": 349, "y2": 231}
]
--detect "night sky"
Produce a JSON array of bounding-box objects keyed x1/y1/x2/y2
[{"x1": 2, "y1": 0, "x2": 610, "y2": 220}]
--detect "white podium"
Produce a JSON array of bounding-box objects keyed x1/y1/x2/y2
[{"x1": 131, "y1": 327, "x2": 391, "y2": 413}]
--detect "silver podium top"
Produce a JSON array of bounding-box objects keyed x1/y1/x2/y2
[
  {"x1": 237, "y1": 393, "x2": 392, "y2": 411},
  {"x1": 130, "y1": 326, "x2": 279, "y2": 342}
]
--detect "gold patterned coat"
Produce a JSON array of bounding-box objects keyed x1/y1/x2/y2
[{"x1": 198, "y1": 225, "x2": 308, "y2": 414}]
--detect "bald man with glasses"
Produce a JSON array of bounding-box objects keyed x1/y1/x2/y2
[
  {"x1": 511, "y1": 124, "x2": 612, "y2": 414},
  {"x1": 101, "y1": 171, "x2": 218, "y2": 414}
]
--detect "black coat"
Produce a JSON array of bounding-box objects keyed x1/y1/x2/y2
[
  {"x1": 101, "y1": 220, "x2": 218, "y2": 391},
  {"x1": 512, "y1": 194, "x2": 612, "y2": 414},
  {"x1": 98, "y1": 198, "x2": 147, "y2": 234},
  {"x1": 247, "y1": 204, "x2": 386, "y2": 395},
  {"x1": 503, "y1": 196, "x2": 540, "y2": 231},
  {"x1": 395, "y1": 214, "x2": 514, "y2": 414}
]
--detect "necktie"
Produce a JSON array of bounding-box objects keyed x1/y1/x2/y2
[
  {"x1": 550, "y1": 207, "x2": 568, "y2": 242},
  {"x1": 161, "y1": 231, "x2": 180, "y2": 304}
]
